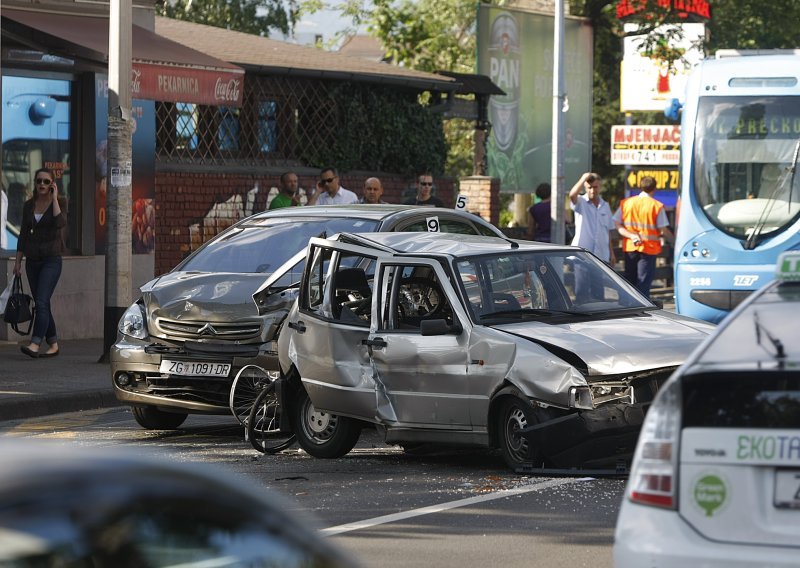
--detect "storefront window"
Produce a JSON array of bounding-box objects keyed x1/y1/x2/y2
[{"x1": 2, "y1": 75, "x2": 73, "y2": 252}]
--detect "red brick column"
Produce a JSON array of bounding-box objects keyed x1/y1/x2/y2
[{"x1": 458, "y1": 176, "x2": 500, "y2": 226}]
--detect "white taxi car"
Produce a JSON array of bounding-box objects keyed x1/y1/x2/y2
[{"x1": 614, "y1": 251, "x2": 800, "y2": 567}]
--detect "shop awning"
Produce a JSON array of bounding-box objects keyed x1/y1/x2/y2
[{"x1": 2, "y1": 9, "x2": 244, "y2": 106}]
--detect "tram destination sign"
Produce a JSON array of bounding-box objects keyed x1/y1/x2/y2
[{"x1": 611, "y1": 124, "x2": 680, "y2": 165}]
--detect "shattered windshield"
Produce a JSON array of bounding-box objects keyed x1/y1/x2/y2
[
  {"x1": 177, "y1": 217, "x2": 379, "y2": 274},
  {"x1": 454, "y1": 250, "x2": 651, "y2": 322}
]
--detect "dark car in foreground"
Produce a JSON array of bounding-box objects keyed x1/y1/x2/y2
[
  {"x1": 614, "y1": 251, "x2": 800, "y2": 567},
  {"x1": 111, "y1": 205, "x2": 503, "y2": 429},
  {"x1": 0, "y1": 440, "x2": 355, "y2": 567},
  {"x1": 276, "y1": 232, "x2": 715, "y2": 470}
]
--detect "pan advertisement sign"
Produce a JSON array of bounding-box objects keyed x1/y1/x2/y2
[{"x1": 477, "y1": 6, "x2": 593, "y2": 193}]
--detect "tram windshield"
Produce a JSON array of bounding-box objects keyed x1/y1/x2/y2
[{"x1": 694, "y1": 95, "x2": 800, "y2": 242}]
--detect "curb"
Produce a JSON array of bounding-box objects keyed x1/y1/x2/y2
[{"x1": 0, "y1": 391, "x2": 123, "y2": 422}]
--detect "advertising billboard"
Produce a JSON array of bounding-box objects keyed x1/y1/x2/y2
[{"x1": 477, "y1": 6, "x2": 593, "y2": 194}]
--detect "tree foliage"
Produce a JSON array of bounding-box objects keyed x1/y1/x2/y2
[{"x1": 158, "y1": 0, "x2": 298, "y2": 37}]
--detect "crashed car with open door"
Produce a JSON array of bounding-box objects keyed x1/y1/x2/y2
[{"x1": 275, "y1": 232, "x2": 715, "y2": 470}]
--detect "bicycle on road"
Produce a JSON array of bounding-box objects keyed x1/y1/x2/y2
[{"x1": 229, "y1": 365, "x2": 296, "y2": 454}]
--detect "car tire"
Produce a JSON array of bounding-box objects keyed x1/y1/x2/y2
[
  {"x1": 291, "y1": 387, "x2": 360, "y2": 459},
  {"x1": 131, "y1": 406, "x2": 188, "y2": 430},
  {"x1": 496, "y1": 397, "x2": 542, "y2": 470}
]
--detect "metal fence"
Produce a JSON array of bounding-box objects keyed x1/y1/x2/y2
[{"x1": 155, "y1": 74, "x2": 447, "y2": 175}]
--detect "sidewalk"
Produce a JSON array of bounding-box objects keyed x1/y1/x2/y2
[{"x1": 0, "y1": 338, "x2": 119, "y2": 422}]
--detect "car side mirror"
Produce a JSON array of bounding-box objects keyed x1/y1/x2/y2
[{"x1": 420, "y1": 319, "x2": 462, "y2": 336}]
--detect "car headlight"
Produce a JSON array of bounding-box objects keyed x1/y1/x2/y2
[{"x1": 118, "y1": 304, "x2": 148, "y2": 340}]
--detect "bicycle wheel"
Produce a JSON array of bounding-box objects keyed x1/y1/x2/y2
[
  {"x1": 229, "y1": 364, "x2": 273, "y2": 426},
  {"x1": 247, "y1": 382, "x2": 296, "y2": 454}
]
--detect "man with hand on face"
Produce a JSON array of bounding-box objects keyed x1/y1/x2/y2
[
  {"x1": 269, "y1": 171, "x2": 301, "y2": 210},
  {"x1": 359, "y1": 177, "x2": 386, "y2": 204},
  {"x1": 404, "y1": 173, "x2": 444, "y2": 207},
  {"x1": 307, "y1": 167, "x2": 358, "y2": 206}
]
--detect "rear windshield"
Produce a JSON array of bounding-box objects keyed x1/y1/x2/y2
[
  {"x1": 683, "y1": 371, "x2": 800, "y2": 428},
  {"x1": 178, "y1": 217, "x2": 379, "y2": 273}
]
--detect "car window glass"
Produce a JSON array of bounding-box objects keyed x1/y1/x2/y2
[
  {"x1": 380, "y1": 264, "x2": 454, "y2": 331},
  {"x1": 303, "y1": 246, "x2": 333, "y2": 317},
  {"x1": 455, "y1": 251, "x2": 648, "y2": 320},
  {"x1": 331, "y1": 253, "x2": 376, "y2": 325},
  {"x1": 180, "y1": 218, "x2": 379, "y2": 273}
]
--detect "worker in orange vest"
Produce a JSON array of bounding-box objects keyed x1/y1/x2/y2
[{"x1": 613, "y1": 176, "x2": 674, "y2": 299}]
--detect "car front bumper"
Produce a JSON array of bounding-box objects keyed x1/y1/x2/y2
[
  {"x1": 521, "y1": 403, "x2": 646, "y2": 469},
  {"x1": 111, "y1": 336, "x2": 279, "y2": 414}
]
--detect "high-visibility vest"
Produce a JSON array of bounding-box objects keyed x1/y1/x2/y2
[{"x1": 620, "y1": 195, "x2": 664, "y2": 255}]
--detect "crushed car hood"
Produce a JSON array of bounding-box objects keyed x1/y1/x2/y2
[
  {"x1": 141, "y1": 272, "x2": 269, "y2": 320},
  {"x1": 493, "y1": 311, "x2": 715, "y2": 375}
]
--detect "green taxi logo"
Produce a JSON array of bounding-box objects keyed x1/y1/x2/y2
[{"x1": 693, "y1": 474, "x2": 727, "y2": 517}]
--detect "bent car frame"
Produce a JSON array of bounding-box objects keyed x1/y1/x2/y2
[{"x1": 276, "y1": 232, "x2": 715, "y2": 470}]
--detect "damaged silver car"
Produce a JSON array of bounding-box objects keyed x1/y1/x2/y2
[
  {"x1": 276, "y1": 232, "x2": 716, "y2": 470},
  {"x1": 111, "y1": 205, "x2": 503, "y2": 429}
]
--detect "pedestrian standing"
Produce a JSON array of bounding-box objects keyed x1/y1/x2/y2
[
  {"x1": 14, "y1": 167, "x2": 67, "y2": 358},
  {"x1": 613, "y1": 175, "x2": 674, "y2": 299},
  {"x1": 404, "y1": 173, "x2": 444, "y2": 207},
  {"x1": 269, "y1": 171, "x2": 302, "y2": 210},
  {"x1": 307, "y1": 167, "x2": 358, "y2": 205},
  {"x1": 359, "y1": 177, "x2": 387, "y2": 204},
  {"x1": 527, "y1": 182, "x2": 551, "y2": 242},
  {"x1": 569, "y1": 172, "x2": 616, "y2": 304}
]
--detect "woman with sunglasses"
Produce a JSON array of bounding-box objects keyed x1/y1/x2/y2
[{"x1": 13, "y1": 168, "x2": 67, "y2": 358}]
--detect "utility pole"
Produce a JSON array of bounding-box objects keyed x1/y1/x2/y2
[
  {"x1": 550, "y1": 0, "x2": 566, "y2": 245},
  {"x1": 102, "y1": 0, "x2": 133, "y2": 360}
]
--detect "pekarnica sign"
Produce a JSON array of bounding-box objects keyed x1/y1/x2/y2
[{"x1": 616, "y1": 0, "x2": 712, "y2": 21}]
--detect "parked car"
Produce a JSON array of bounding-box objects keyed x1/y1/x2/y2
[
  {"x1": 614, "y1": 250, "x2": 800, "y2": 567},
  {"x1": 275, "y1": 232, "x2": 715, "y2": 470},
  {"x1": 0, "y1": 440, "x2": 355, "y2": 567},
  {"x1": 112, "y1": 205, "x2": 504, "y2": 430}
]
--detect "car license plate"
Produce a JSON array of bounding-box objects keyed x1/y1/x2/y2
[
  {"x1": 773, "y1": 470, "x2": 800, "y2": 509},
  {"x1": 159, "y1": 360, "x2": 231, "y2": 378}
]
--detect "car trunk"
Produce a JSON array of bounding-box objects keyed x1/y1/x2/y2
[{"x1": 677, "y1": 370, "x2": 800, "y2": 547}]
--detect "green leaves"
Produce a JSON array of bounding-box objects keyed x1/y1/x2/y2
[{"x1": 158, "y1": 0, "x2": 298, "y2": 37}]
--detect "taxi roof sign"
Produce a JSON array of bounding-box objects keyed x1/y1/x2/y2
[{"x1": 776, "y1": 251, "x2": 800, "y2": 281}]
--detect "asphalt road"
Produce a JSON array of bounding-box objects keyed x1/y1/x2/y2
[{"x1": 0, "y1": 407, "x2": 625, "y2": 568}]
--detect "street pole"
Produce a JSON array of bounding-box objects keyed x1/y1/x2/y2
[
  {"x1": 550, "y1": 0, "x2": 566, "y2": 245},
  {"x1": 102, "y1": 0, "x2": 133, "y2": 361}
]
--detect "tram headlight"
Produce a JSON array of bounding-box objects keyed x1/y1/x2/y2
[
  {"x1": 691, "y1": 249, "x2": 700, "y2": 258},
  {"x1": 701, "y1": 248, "x2": 710, "y2": 257}
]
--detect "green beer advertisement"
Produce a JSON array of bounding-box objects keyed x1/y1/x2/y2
[{"x1": 477, "y1": 6, "x2": 593, "y2": 193}]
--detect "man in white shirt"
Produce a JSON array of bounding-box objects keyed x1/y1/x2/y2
[
  {"x1": 569, "y1": 172, "x2": 616, "y2": 303},
  {"x1": 308, "y1": 167, "x2": 358, "y2": 206},
  {"x1": 569, "y1": 172, "x2": 616, "y2": 262}
]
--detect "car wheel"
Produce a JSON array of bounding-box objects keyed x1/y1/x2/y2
[
  {"x1": 131, "y1": 406, "x2": 188, "y2": 430},
  {"x1": 292, "y1": 388, "x2": 360, "y2": 459},
  {"x1": 496, "y1": 397, "x2": 542, "y2": 470}
]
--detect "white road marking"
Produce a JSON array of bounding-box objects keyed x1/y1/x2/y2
[{"x1": 321, "y1": 476, "x2": 593, "y2": 536}]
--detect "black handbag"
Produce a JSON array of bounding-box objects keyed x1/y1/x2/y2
[{"x1": 3, "y1": 275, "x2": 34, "y2": 335}]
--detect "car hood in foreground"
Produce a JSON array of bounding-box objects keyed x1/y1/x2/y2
[
  {"x1": 492, "y1": 311, "x2": 715, "y2": 375},
  {"x1": 141, "y1": 271, "x2": 269, "y2": 320}
]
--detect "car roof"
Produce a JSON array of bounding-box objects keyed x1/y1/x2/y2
[
  {"x1": 244, "y1": 204, "x2": 502, "y2": 233},
  {"x1": 337, "y1": 231, "x2": 575, "y2": 257}
]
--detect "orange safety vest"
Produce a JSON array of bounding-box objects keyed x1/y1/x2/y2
[{"x1": 620, "y1": 195, "x2": 664, "y2": 255}]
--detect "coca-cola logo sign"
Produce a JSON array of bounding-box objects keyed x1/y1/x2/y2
[{"x1": 214, "y1": 78, "x2": 241, "y2": 103}]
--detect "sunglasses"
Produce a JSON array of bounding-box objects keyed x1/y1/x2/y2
[
  {"x1": 321, "y1": 177, "x2": 336, "y2": 184},
  {"x1": 35, "y1": 178, "x2": 53, "y2": 186},
  {"x1": 419, "y1": 182, "x2": 433, "y2": 186}
]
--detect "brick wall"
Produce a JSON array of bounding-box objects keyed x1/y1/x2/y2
[{"x1": 154, "y1": 171, "x2": 455, "y2": 275}]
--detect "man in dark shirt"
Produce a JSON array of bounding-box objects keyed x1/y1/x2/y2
[{"x1": 404, "y1": 173, "x2": 444, "y2": 207}]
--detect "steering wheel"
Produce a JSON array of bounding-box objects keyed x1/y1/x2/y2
[
  {"x1": 492, "y1": 292, "x2": 521, "y2": 311},
  {"x1": 398, "y1": 277, "x2": 443, "y2": 318}
]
